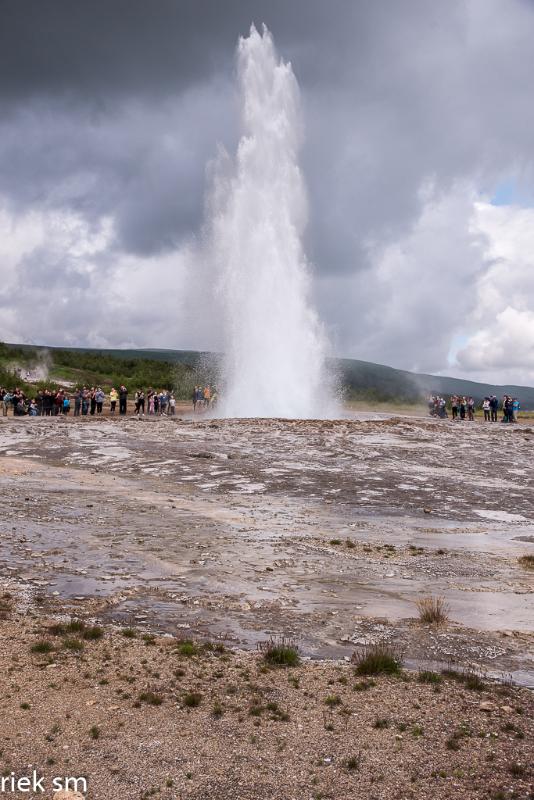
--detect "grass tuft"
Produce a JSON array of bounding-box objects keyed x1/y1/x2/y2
[
  {"x1": 258, "y1": 637, "x2": 300, "y2": 668},
  {"x1": 183, "y1": 692, "x2": 202, "y2": 708},
  {"x1": 30, "y1": 640, "x2": 54, "y2": 654},
  {"x1": 83, "y1": 626, "x2": 104, "y2": 641},
  {"x1": 177, "y1": 641, "x2": 199, "y2": 657},
  {"x1": 138, "y1": 691, "x2": 163, "y2": 706},
  {"x1": 344, "y1": 754, "x2": 362, "y2": 771},
  {"x1": 352, "y1": 643, "x2": 402, "y2": 676},
  {"x1": 416, "y1": 596, "x2": 450, "y2": 624},
  {"x1": 62, "y1": 638, "x2": 84, "y2": 652},
  {"x1": 518, "y1": 555, "x2": 534, "y2": 569},
  {"x1": 418, "y1": 670, "x2": 443, "y2": 685}
]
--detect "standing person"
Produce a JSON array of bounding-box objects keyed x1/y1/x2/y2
[
  {"x1": 482, "y1": 397, "x2": 490, "y2": 421},
  {"x1": 138, "y1": 390, "x2": 145, "y2": 416},
  {"x1": 459, "y1": 397, "x2": 466, "y2": 420},
  {"x1": 504, "y1": 395, "x2": 514, "y2": 423},
  {"x1": 467, "y1": 397, "x2": 475, "y2": 421},
  {"x1": 154, "y1": 392, "x2": 160, "y2": 415},
  {"x1": 11, "y1": 390, "x2": 20, "y2": 416},
  {"x1": 109, "y1": 387, "x2": 118, "y2": 415},
  {"x1": 451, "y1": 395, "x2": 458, "y2": 420},
  {"x1": 2, "y1": 389, "x2": 12, "y2": 416},
  {"x1": 42, "y1": 390, "x2": 51, "y2": 416},
  {"x1": 512, "y1": 397, "x2": 520, "y2": 422},
  {"x1": 134, "y1": 390, "x2": 141, "y2": 415},
  {"x1": 89, "y1": 388, "x2": 97, "y2": 416},
  {"x1": 159, "y1": 391, "x2": 167, "y2": 415},
  {"x1": 62, "y1": 394, "x2": 71, "y2": 414},
  {"x1": 490, "y1": 395, "x2": 498, "y2": 422},
  {"x1": 148, "y1": 391, "x2": 155, "y2": 415},
  {"x1": 119, "y1": 385, "x2": 128, "y2": 415},
  {"x1": 203, "y1": 385, "x2": 211, "y2": 408},
  {"x1": 192, "y1": 386, "x2": 198, "y2": 412},
  {"x1": 81, "y1": 388, "x2": 89, "y2": 416},
  {"x1": 95, "y1": 387, "x2": 105, "y2": 414},
  {"x1": 74, "y1": 388, "x2": 82, "y2": 417},
  {"x1": 169, "y1": 394, "x2": 176, "y2": 415},
  {"x1": 54, "y1": 390, "x2": 61, "y2": 415}
]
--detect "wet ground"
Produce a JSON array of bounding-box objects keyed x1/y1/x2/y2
[{"x1": 0, "y1": 414, "x2": 533, "y2": 685}]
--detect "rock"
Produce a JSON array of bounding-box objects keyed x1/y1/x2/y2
[
  {"x1": 192, "y1": 451, "x2": 214, "y2": 459},
  {"x1": 500, "y1": 705, "x2": 513, "y2": 713},
  {"x1": 479, "y1": 701, "x2": 497, "y2": 712},
  {"x1": 423, "y1": 508, "x2": 432, "y2": 514},
  {"x1": 53, "y1": 791, "x2": 85, "y2": 800}
]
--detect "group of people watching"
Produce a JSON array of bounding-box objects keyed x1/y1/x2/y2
[
  {"x1": 0, "y1": 385, "x2": 177, "y2": 417},
  {"x1": 428, "y1": 394, "x2": 520, "y2": 422},
  {"x1": 192, "y1": 385, "x2": 217, "y2": 411}
]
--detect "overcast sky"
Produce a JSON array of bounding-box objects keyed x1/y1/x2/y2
[{"x1": 1, "y1": 0, "x2": 533, "y2": 384}]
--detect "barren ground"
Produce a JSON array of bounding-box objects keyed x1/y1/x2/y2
[{"x1": 0, "y1": 413, "x2": 532, "y2": 799}]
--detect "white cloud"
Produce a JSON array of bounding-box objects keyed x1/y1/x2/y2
[{"x1": 455, "y1": 202, "x2": 534, "y2": 383}]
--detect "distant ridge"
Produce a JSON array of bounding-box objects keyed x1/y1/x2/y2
[{"x1": 3, "y1": 343, "x2": 534, "y2": 408}]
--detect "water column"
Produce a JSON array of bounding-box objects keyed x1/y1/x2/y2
[{"x1": 212, "y1": 24, "x2": 334, "y2": 419}]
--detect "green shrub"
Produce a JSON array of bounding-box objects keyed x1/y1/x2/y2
[
  {"x1": 30, "y1": 641, "x2": 54, "y2": 654},
  {"x1": 138, "y1": 691, "x2": 163, "y2": 706},
  {"x1": 352, "y1": 644, "x2": 402, "y2": 676},
  {"x1": 258, "y1": 637, "x2": 300, "y2": 668},
  {"x1": 183, "y1": 692, "x2": 202, "y2": 708}
]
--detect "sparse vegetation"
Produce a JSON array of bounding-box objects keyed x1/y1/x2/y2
[
  {"x1": 30, "y1": 641, "x2": 54, "y2": 654},
  {"x1": 138, "y1": 691, "x2": 163, "y2": 706},
  {"x1": 508, "y1": 762, "x2": 525, "y2": 778},
  {"x1": 373, "y1": 718, "x2": 389, "y2": 729},
  {"x1": 183, "y1": 692, "x2": 202, "y2": 708},
  {"x1": 62, "y1": 638, "x2": 84, "y2": 652},
  {"x1": 212, "y1": 701, "x2": 224, "y2": 718},
  {"x1": 518, "y1": 555, "x2": 534, "y2": 569},
  {"x1": 258, "y1": 637, "x2": 300, "y2": 668},
  {"x1": 418, "y1": 670, "x2": 443, "y2": 685},
  {"x1": 83, "y1": 626, "x2": 104, "y2": 641},
  {"x1": 324, "y1": 694, "x2": 342, "y2": 708},
  {"x1": 352, "y1": 643, "x2": 402, "y2": 676},
  {"x1": 353, "y1": 679, "x2": 375, "y2": 691},
  {"x1": 177, "y1": 641, "x2": 199, "y2": 657},
  {"x1": 344, "y1": 754, "x2": 362, "y2": 771},
  {"x1": 416, "y1": 596, "x2": 450, "y2": 624}
]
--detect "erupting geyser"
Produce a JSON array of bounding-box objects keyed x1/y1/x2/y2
[{"x1": 212, "y1": 24, "x2": 335, "y2": 418}]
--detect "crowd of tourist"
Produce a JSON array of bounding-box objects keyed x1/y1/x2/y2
[
  {"x1": 0, "y1": 384, "x2": 219, "y2": 417},
  {"x1": 428, "y1": 394, "x2": 520, "y2": 422},
  {"x1": 0, "y1": 384, "x2": 523, "y2": 421},
  {"x1": 192, "y1": 385, "x2": 217, "y2": 411},
  {"x1": 0, "y1": 386, "x2": 180, "y2": 417}
]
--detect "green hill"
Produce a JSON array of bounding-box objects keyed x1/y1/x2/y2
[{"x1": 1, "y1": 342, "x2": 533, "y2": 409}]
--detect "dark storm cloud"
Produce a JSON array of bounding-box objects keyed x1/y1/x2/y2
[
  {"x1": 1, "y1": 0, "x2": 534, "y2": 375},
  {"x1": 3, "y1": 0, "x2": 533, "y2": 262},
  {"x1": 0, "y1": 0, "x2": 354, "y2": 97}
]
